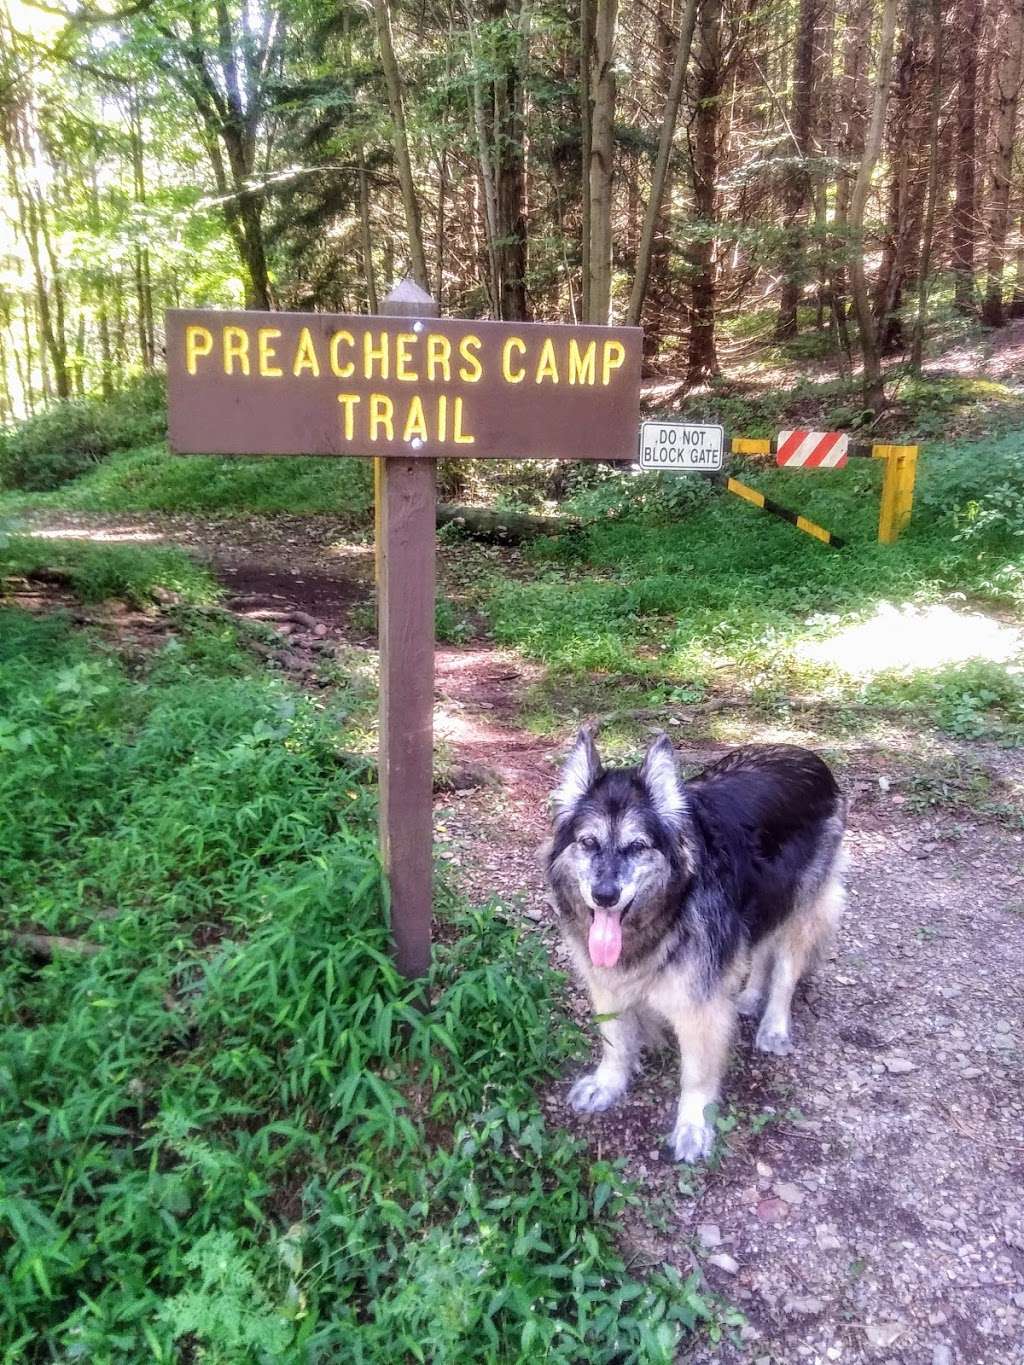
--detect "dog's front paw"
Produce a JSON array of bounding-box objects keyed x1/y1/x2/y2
[
  {"x1": 736, "y1": 988, "x2": 763, "y2": 1018},
  {"x1": 669, "y1": 1119, "x2": 715, "y2": 1164},
  {"x1": 755, "y1": 1023, "x2": 794, "y2": 1056},
  {"x1": 568, "y1": 1073, "x2": 626, "y2": 1113}
]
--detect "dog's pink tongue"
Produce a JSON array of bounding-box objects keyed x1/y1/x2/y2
[{"x1": 589, "y1": 911, "x2": 623, "y2": 968}]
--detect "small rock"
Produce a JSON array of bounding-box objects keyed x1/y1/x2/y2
[
  {"x1": 785, "y1": 1295, "x2": 824, "y2": 1316},
  {"x1": 960, "y1": 1066, "x2": 983, "y2": 1079},
  {"x1": 756, "y1": 1197, "x2": 789, "y2": 1224},
  {"x1": 815, "y1": 1223, "x2": 843, "y2": 1252},
  {"x1": 150, "y1": 585, "x2": 182, "y2": 606},
  {"x1": 708, "y1": 1252, "x2": 739, "y2": 1275},
  {"x1": 774, "y1": 1181, "x2": 805, "y2": 1205},
  {"x1": 883, "y1": 1056, "x2": 916, "y2": 1074},
  {"x1": 697, "y1": 1223, "x2": 722, "y2": 1249},
  {"x1": 932, "y1": 1346, "x2": 953, "y2": 1365},
  {"x1": 313, "y1": 623, "x2": 329, "y2": 637},
  {"x1": 756, "y1": 1160, "x2": 773, "y2": 1178},
  {"x1": 865, "y1": 1321, "x2": 905, "y2": 1348}
]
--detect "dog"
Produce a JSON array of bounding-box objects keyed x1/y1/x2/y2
[{"x1": 545, "y1": 730, "x2": 846, "y2": 1163}]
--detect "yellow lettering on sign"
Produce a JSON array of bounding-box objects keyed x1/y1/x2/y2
[
  {"x1": 292, "y1": 327, "x2": 320, "y2": 377},
  {"x1": 369, "y1": 393, "x2": 394, "y2": 441},
  {"x1": 395, "y1": 333, "x2": 419, "y2": 382},
  {"x1": 458, "y1": 336, "x2": 482, "y2": 382},
  {"x1": 330, "y1": 331, "x2": 355, "y2": 378},
  {"x1": 601, "y1": 340, "x2": 625, "y2": 386},
  {"x1": 535, "y1": 338, "x2": 559, "y2": 384},
  {"x1": 437, "y1": 394, "x2": 448, "y2": 442},
  {"x1": 223, "y1": 326, "x2": 250, "y2": 376},
  {"x1": 568, "y1": 339, "x2": 596, "y2": 386},
  {"x1": 453, "y1": 397, "x2": 475, "y2": 444},
  {"x1": 426, "y1": 335, "x2": 451, "y2": 382},
  {"x1": 364, "y1": 332, "x2": 389, "y2": 380},
  {"x1": 402, "y1": 396, "x2": 429, "y2": 443},
  {"x1": 185, "y1": 325, "x2": 213, "y2": 374},
  {"x1": 337, "y1": 394, "x2": 360, "y2": 440},
  {"x1": 257, "y1": 327, "x2": 283, "y2": 377},
  {"x1": 502, "y1": 337, "x2": 526, "y2": 383}
]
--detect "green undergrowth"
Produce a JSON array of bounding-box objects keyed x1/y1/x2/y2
[
  {"x1": 0, "y1": 608, "x2": 725, "y2": 1363},
  {"x1": 483, "y1": 430, "x2": 1024, "y2": 744},
  {"x1": 0, "y1": 442, "x2": 375, "y2": 522},
  {"x1": 0, "y1": 533, "x2": 220, "y2": 607}
]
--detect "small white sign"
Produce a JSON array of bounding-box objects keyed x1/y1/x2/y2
[{"x1": 638, "y1": 421, "x2": 725, "y2": 472}]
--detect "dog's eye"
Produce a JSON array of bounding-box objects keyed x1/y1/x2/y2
[
  {"x1": 578, "y1": 834, "x2": 599, "y2": 851},
  {"x1": 624, "y1": 840, "x2": 649, "y2": 856}
]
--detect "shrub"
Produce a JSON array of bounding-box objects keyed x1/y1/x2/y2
[{"x1": 0, "y1": 373, "x2": 167, "y2": 491}]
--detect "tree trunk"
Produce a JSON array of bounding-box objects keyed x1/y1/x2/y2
[
  {"x1": 848, "y1": 0, "x2": 898, "y2": 412},
  {"x1": 910, "y1": 0, "x2": 945, "y2": 372},
  {"x1": 357, "y1": 142, "x2": 379, "y2": 313},
  {"x1": 830, "y1": 0, "x2": 871, "y2": 357},
  {"x1": 776, "y1": 0, "x2": 821, "y2": 339},
  {"x1": 686, "y1": 0, "x2": 723, "y2": 385},
  {"x1": 580, "y1": 0, "x2": 593, "y2": 319},
  {"x1": 951, "y1": 0, "x2": 982, "y2": 311},
  {"x1": 586, "y1": 0, "x2": 619, "y2": 321},
  {"x1": 980, "y1": 0, "x2": 1024, "y2": 327},
  {"x1": 873, "y1": 9, "x2": 928, "y2": 354},
  {"x1": 627, "y1": 0, "x2": 700, "y2": 327},
  {"x1": 372, "y1": 0, "x2": 430, "y2": 291},
  {"x1": 491, "y1": 0, "x2": 531, "y2": 320}
]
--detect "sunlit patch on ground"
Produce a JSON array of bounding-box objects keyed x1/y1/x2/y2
[
  {"x1": 29, "y1": 525, "x2": 164, "y2": 544},
  {"x1": 796, "y1": 602, "x2": 1024, "y2": 678}
]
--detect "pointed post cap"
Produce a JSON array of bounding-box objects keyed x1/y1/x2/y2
[{"x1": 380, "y1": 278, "x2": 439, "y2": 318}]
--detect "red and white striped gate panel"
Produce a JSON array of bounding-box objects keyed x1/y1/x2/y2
[{"x1": 776, "y1": 430, "x2": 849, "y2": 468}]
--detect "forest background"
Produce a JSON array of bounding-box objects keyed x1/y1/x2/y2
[{"x1": 3, "y1": 0, "x2": 1023, "y2": 429}]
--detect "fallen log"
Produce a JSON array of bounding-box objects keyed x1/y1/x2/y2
[
  {"x1": 436, "y1": 504, "x2": 575, "y2": 542},
  {"x1": 8, "y1": 931, "x2": 102, "y2": 960}
]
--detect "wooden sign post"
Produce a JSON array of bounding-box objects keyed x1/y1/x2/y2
[
  {"x1": 165, "y1": 288, "x2": 642, "y2": 977},
  {"x1": 376, "y1": 282, "x2": 438, "y2": 978}
]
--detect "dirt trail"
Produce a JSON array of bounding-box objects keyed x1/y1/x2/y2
[{"x1": 21, "y1": 511, "x2": 1024, "y2": 1364}]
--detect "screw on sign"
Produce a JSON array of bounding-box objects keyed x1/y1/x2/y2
[
  {"x1": 776, "y1": 430, "x2": 849, "y2": 468},
  {"x1": 165, "y1": 281, "x2": 642, "y2": 978}
]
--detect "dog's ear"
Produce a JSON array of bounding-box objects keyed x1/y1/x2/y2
[
  {"x1": 552, "y1": 727, "x2": 601, "y2": 822},
  {"x1": 640, "y1": 732, "x2": 686, "y2": 830}
]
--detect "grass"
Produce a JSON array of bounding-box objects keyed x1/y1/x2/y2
[
  {"x1": 0, "y1": 442, "x2": 375, "y2": 522},
  {"x1": 1, "y1": 532, "x2": 221, "y2": 606},
  {"x1": 474, "y1": 430, "x2": 1024, "y2": 744},
  {"x1": 0, "y1": 601, "x2": 728, "y2": 1364}
]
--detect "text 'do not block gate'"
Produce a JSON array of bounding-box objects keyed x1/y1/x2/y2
[{"x1": 638, "y1": 421, "x2": 724, "y2": 471}]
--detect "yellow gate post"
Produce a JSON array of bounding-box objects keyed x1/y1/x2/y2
[{"x1": 873, "y1": 444, "x2": 919, "y2": 544}]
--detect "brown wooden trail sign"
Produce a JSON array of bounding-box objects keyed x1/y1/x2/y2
[{"x1": 166, "y1": 281, "x2": 642, "y2": 979}]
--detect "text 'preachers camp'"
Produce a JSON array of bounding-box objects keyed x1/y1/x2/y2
[{"x1": 166, "y1": 310, "x2": 642, "y2": 462}]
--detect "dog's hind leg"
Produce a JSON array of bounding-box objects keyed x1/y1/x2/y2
[
  {"x1": 736, "y1": 941, "x2": 773, "y2": 1018},
  {"x1": 663, "y1": 990, "x2": 735, "y2": 1163},
  {"x1": 568, "y1": 994, "x2": 642, "y2": 1114},
  {"x1": 755, "y1": 876, "x2": 845, "y2": 1056}
]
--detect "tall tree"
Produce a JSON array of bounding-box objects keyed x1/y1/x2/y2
[
  {"x1": 372, "y1": 0, "x2": 430, "y2": 291},
  {"x1": 951, "y1": 0, "x2": 982, "y2": 311},
  {"x1": 627, "y1": 0, "x2": 699, "y2": 327},
  {"x1": 686, "y1": 0, "x2": 724, "y2": 384},
  {"x1": 847, "y1": 0, "x2": 898, "y2": 411},
  {"x1": 583, "y1": 0, "x2": 619, "y2": 321},
  {"x1": 910, "y1": 0, "x2": 945, "y2": 371},
  {"x1": 980, "y1": 0, "x2": 1024, "y2": 326},
  {"x1": 775, "y1": 0, "x2": 821, "y2": 338}
]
